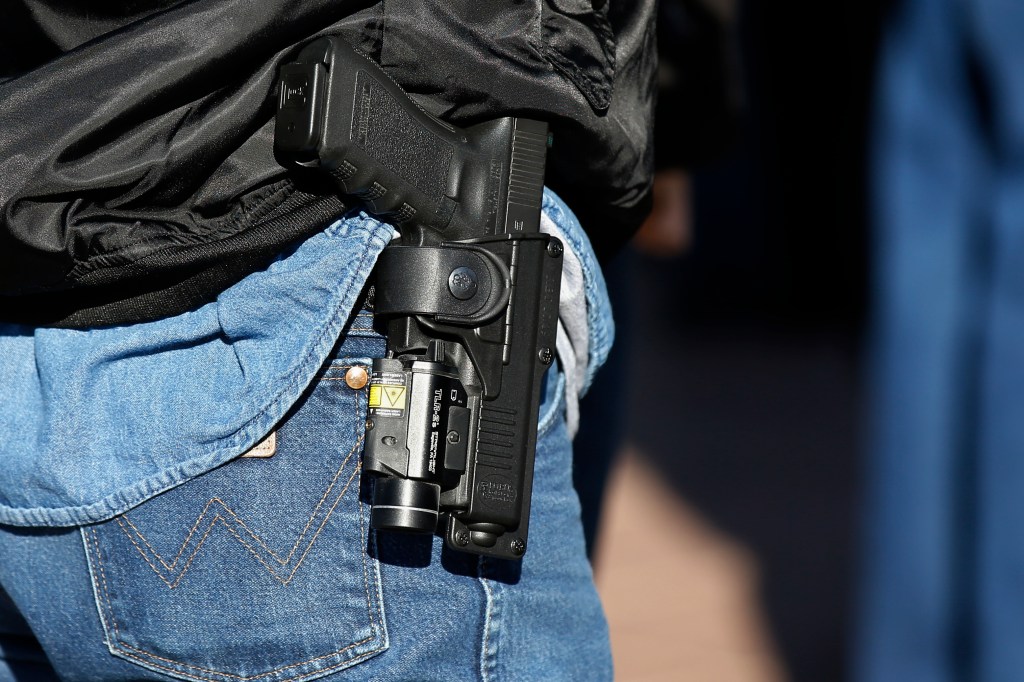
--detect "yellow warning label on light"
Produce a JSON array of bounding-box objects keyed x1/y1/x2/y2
[{"x1": 368, "y1": 384, "x2": 406, "y2": 410}]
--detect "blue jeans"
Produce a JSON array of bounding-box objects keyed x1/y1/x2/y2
[
  {"x1": 0, "y1": 193, "x2": 613, "y2": 681},
  {"x1": 858, "y1": 0, "x2": 1024, "y2": 680}
]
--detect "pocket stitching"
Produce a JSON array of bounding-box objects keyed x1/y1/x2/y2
[
  {"x1": 89, "y1": 491, "x2": 383, "y2": 682},
  {"x1": 84, "y1": 397, "x2": 387, "y2": 682},
  {"x1": 112, "y1": 435, "x2": 364, "y2": 588}
]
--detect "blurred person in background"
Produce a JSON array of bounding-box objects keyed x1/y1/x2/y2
[{"x1": 859, "y1": 0, "x2": 1024, "y2": 679}]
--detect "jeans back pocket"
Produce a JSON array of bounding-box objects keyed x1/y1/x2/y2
[{"x1": 83, "y1": 360, "x2": 386, "y2": 682}]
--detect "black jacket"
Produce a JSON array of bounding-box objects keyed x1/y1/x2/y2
[{"x1": 0, "y1": 0, "x2": 656, "y2": 326}]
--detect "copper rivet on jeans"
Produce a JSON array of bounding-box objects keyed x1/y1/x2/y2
[{"x1": 345, "y1": 366, "x2": 368, "y2": 390}]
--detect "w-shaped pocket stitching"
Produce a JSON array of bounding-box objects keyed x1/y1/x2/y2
[
  {"x1": 110, "y1": 438, "x2": 363, "y2": 589},
  {"x1": 83, "y1": 368, "x2": 387, "y2": 682}
]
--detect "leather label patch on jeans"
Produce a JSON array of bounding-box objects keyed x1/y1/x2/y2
[{"x1": 240, "y1": 431, "x2": 277, "y2": 459}]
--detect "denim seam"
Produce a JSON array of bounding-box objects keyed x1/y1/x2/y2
[
  {"x1": 110, "y1": 643, "x2": 382, "y2": 682},
  {"x1": 357, "y1": 493, "x2": 374, "y2": 636},
  {"x1": 87, "y1": 527, "x2": 117, "y2": 650},
  {"x1": 366, "y1": 524, "x2": 389, "y2": 653},
  {"x1": 120, "y1": 463, "x2": 359, "y2": 589},
  {"x1": 478, "y1": 557, "x2": 505, "y2": 682},
  {"x1": 111, "y1": 432, "x2": 364, "y2": 588},
  {"x1": 281, "y1": 456, "x2": 365, "y2": 588},
  {"x1": 83, "y1": 408, "x2": 387, "y2": 681},
  {"x1": 323, "y1": 359, "x2": 375, "y2": 373},
  {"x1": 118, "y1": 513, "x2": 216, "y2": 590},
  {"x1": 89, "y1": 511, "x2": 383, "y2": 681},
  {"x1": 128, "y1": 501, "x2": 210, "y2": 570},
  {"x1": 537, "y1": 370, "x2": 566, "y2": 438},
  {"x1": 345, "y1": 316, "x2": 377, "y2": 335}
]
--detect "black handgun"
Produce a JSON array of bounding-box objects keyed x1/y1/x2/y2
[{"x1": 274, "y1": 37, "x2": 562, "y2": 560}]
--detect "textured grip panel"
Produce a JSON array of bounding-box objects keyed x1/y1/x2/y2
[
  {"x1": 508, "y1": 125, "x2": 546, "y2": 210},
  {"x1": 351, "y1": 71, "x2": 453, "y2": 214}
]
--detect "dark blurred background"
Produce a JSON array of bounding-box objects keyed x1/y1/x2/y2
[{"x1": 606, "y1": 2, "x2": 890, "y2": 680}]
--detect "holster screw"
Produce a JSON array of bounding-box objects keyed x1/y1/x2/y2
[
  {"x1": 455, "y1": 530, "x2": 470, "y2": 547},
  {"x1": 448, "y1": 266, "x2": 478, "y2": 300},
  {"x1": 547, "y1": 241, "x2": 563, "y2": 258},
  {"x1": 510, "y1": 538, "x2": 526, "y2": 556},
  {"x1": 538, "y1": 347, "x2": 553, "y2": 365}
]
